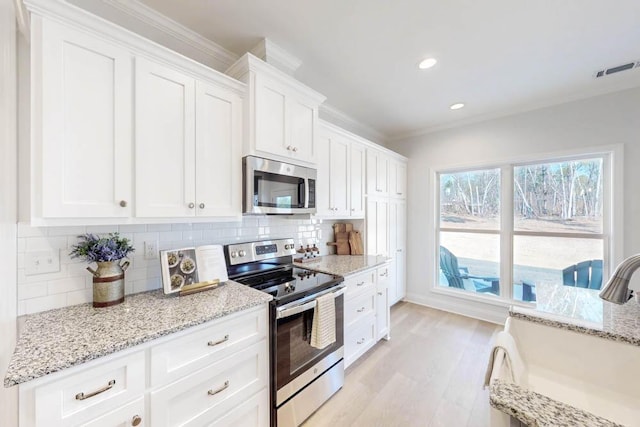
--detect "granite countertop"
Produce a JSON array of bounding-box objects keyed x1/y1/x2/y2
[
  {"x1": 4, "y1": 281, "x2": 272, "y2": 387},
  {"x1": 509, "y1": 282, "x2": 640, "y2": 347},
  {"x1": 295, "y1": 254, "x2": 391, "y2": 276},
  {"x1": 490, "y1": 379, "x2": 622, "y2": 427}
]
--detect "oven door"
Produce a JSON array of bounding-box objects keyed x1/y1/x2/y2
[
  {"x1": 244, "y1": 155, "x2": 316, "y2": 215},
  {"x1": 273, "y1": 285, "x2": 345, "y2": 406}
]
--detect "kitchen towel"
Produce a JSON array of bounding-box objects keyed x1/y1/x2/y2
[
  {"x1": 483, "y1": 328, "x2": 527, "y2": 388},
  {"x1": 310, "y1": 292, "x2": 336, "y2": 349}
]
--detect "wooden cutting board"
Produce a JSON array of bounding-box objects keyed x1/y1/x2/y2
[
  {"x1": 349, "y1": 231, "x2": 364, "y2": 255},
  {"x1": 335, "y1": 231, "x2": 350, "y2": 255}
]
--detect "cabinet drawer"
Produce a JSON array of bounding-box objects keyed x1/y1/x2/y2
[
  {"x1": 33, "y1": 351, "x2": 145, "y2": 427},
  {"x1": 344, "y1": 315, "x2": 376, "y2": 368},
  {"x1": 150, "y1": 306, "x2": 267, "y2": 387},
  {"x1": 200, "y1": 388, "x2": 269, "y2": 427},
  {"x1": 150, "y1": 340, "x2": 268, "y2": 427},
  {"x1": 344, "y1": 269, "x2": 376, "y2": 297},
  {"x1": 80, "y1": 397, "x2": 144, "y2": 427},
  {"x1": 345, "y1": 290, "x2": 375, "y2": 328}
]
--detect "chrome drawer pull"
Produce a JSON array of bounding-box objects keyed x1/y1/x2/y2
[
  {"x1": 75, "y1": 379, "x2": 116, "y2": 400},
  {"x1": 207, "y1": 334, "x2": 229, "y2": 347},
  {"x1": 356, "y1": 281, "x2": 365, "y2": 287},
  {"x1": 357, "y1": 338, "x2": 365, "y2": 344},
  {"x1": 356, "y1": 307, "x2": 365, "y2": 313},
  {"x1": 208, "y1": 380, "x2": 229, "y2": 396}
]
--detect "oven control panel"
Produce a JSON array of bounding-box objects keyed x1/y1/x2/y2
[{"x1": 226, "y1": 238, "x2": 297, "y2": 265}]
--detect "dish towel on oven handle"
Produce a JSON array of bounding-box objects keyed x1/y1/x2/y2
[{"x1": 310, "y1": 292, "x2": 336, "y2": 349}]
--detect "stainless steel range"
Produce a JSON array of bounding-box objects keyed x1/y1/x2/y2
[{"x1": 225, "y1": 238, "x2": 345, "y2": 427}]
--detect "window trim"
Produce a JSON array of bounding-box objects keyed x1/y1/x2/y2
[{"x1": 432, "y1": 144, "x2": 624, "y2": 304}]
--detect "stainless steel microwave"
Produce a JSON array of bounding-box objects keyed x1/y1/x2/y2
[{"x1": 243, "y1": 156, "x2": 317, "y2": 215}]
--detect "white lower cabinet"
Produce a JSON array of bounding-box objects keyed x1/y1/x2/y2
[
  {"x1": 19, "y1": 305, "x2": 269, "y2": 427},
  {"x1": 343, "y1": 262, "x2": 392, "y2": 368}
]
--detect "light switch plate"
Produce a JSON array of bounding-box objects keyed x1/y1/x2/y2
[{"x1": 25, "y1": 251, "x2": 60, "y2": 275}]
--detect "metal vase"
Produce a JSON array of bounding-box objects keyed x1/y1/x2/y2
[{"x1": 88, "y1": 260, "x2": 130, "y2": 307}]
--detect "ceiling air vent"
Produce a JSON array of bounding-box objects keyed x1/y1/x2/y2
[{"x1": 594, "y1": 61, "x2": 640, "y2": 78}]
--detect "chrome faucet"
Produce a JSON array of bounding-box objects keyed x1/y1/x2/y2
[{"x1": 599, "y1": 254, "x2": 640, "y2": 304}]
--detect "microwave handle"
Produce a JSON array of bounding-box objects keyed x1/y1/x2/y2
[
  {"x1": 304, "y1": 177, "x2": 310, "y2": 209},
  {"x1": 276, "y1": 286, "x2": 346, "y2": 320}
]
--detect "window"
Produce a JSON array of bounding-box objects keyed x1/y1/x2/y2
[{"x1": 437, "y1": 154, "x2": 609, "y2": 303}]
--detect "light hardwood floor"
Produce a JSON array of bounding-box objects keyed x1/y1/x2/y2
[{"x1": 304, "y1": 302, "x2": 501, "y2": 427}]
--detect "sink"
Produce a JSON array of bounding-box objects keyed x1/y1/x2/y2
[{"x1": 490, "y1": 316, "x2": 640, "y2": 426}]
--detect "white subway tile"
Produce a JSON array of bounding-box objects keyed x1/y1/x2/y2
[
  {"x1": 86, "y1": 225, "x2": 118, "y2": 234},
  {"x1": 26, "y1": 236, "x2": 67, "y2": 252},
  {"x1": 158, "y1": 231, "x2": 183, "y2": 242},
  {"x1": 202, "y1": 229, "x2": 223, "y2": 240},
  {"x1": 17, "y1": 282, "x2": 47, "y2": 300},
  {"x1": 48, "y1": 276, "x2": 86, "y2": 295},
  {"x1": 48, "y1": 226, "x2": 86, "y2": 237},
  {"x1": 182, "y1": 230, "x2": 203, "y2": 241},
  {"x1": 192, "y1": 223, "x2": 213, "y2": 230},
  {"x1": 17, "y1": 224, "x2": 47, "y2": 238},
  {"x1": 118, "y1": 224, "x2": 147, "y2": 233},
  {"x1": 172, "y1": 223, "x2": 193, "y2": 231},
  {"x1": 66, "y1": 289, "x2": 92, "y2": 306},
  {"x1": 17, "y1": 301, "x2": 26, "y2": 316},
  {"x1": 133, "y1": 277, "x2": 161, "y2": 293},
  {"x1": 125, "y1": 267, "x2": 148, "y2": 282},
  {"x1": 147, "y1": 224, "x2": 172, "y2": 232},
  {"x1": 24, "y1": 294, "x2": 67, "y2": 315}
]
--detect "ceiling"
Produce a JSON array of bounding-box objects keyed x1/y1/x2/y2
[{"x1": 135, "y1": 0, "x2": 640, "y2": 140}]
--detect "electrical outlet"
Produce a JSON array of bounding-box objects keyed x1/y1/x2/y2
[
  {"x1": 144, "y1": 240, "x2": 158, "y2": 260},
  {"x1": 25, "y1": 251, "x2": 60, "y2": 276}
]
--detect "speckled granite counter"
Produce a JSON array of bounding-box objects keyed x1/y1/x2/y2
[
  {"x1": 490, "y1": 379, "x2": 622, "y2": 427},
  {"x1": 509, "y1": 283, "x2": 640, "y2": 347},
  {"x1": 294, "y1": 254, "x2": 391, "y2": 276},
  {"x1": 4, "y1": 281, "x2": 271, "y2": 387}
]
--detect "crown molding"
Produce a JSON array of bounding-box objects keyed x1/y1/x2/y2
[
  {"x1": 101, "y1": 0, "x2": 239, "y2": 69},
  {"x1": 249, "y1": 38, "x2": 302, "y2": 76},
  {"x1": 319, "y1": 104, "x2": 387, "y2": 145}
]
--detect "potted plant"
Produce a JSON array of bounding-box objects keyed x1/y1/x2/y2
[{"x1": 70, "y1": 233, "x2": 135, "y2": 307}]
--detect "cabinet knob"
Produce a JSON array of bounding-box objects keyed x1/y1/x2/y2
[
  {"x1": 292, "y1": 146, "x2": 298, "y2": 152},
  {"x1": 199, "y1": 203, "x2": 205, "y2": 209},
  {"x1": 188, "y1": 202, "x2": 195, "y2": 209},
  {"x1": 131, "y1": 415, "x2": 142, "y2": 426},
  {"x1": 287, "y1": 145, "x2": 293, "y2": 151},
  {"x1": 378, "y1": 291, "x2": 383, "y2": 296},
  {"x1": 351, "y1": 208, "x2": 355, "y2": 211},
  {"x1": 119, "y1": 200, "x2": 127, "y2": 207}
]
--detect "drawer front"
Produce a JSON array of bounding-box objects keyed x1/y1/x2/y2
[
  {"x1": 345, "y1": 289, "x2": 375, "y2": 328},
  {"x1": 34, "y1": 351, "x2": 145, "y2": 427},
  {"x1": 79, "y1": 397, "x2": 144, "y2": 427},
  {"x1": 150, "y1": 305, "x2": 267, "y2": 387},
  {"x1": 377, "y1": 264, "x2": 391, "y2": 288},
  {"x1": 150, "y1": 340, "x2": 268, "y2": 427},
  {"x1": 344, "y1": 315, "x2": 376, "y2": 368},
  {"x1": 201, "y1": 388, "x2": 268, "y2": 427},
  {"x1": 344, "y1": 269, "x2": 376, "y2": 297}
]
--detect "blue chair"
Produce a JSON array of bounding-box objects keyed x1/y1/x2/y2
[
  {"x1": 439, "y1": 246, "x2": 499, "y2": 294},
  {"x1": 562, "y1": 260, "x2": 603, "y2": 290}
]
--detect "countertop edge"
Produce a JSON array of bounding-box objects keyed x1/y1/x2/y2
[
  {"x1": 4, "y1": 283, "x2": 272, "y2": 388},
  {"x1": 296, "y1": 255, "x2": 392, "y2": 277}
]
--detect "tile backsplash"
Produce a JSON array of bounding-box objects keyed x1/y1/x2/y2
[{"x1": 17, "y1": 217, "x2": 356, "y2": 315}]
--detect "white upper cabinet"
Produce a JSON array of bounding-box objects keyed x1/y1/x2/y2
[
  {"x1": 316, "y1": 122, "x2": 366, "y2": 218},
  {"x1": 34, "y1": 16, "x2": 133, "y2": 218},
  {"x1": 389, "y1": 160, "x2": 407, "y2": 199},
  {"x1": 226, "y1": 54, "x2": 326, "y2": 166},
  {"x1": 366, "y1": 149, "x2": 389, "y2": 196},
  {"x1": 135, "y1": 58, "x2": 242, "y2": 218},
  {"x1": 135, "y1": 58, "x2": 196, "y2": 218}
]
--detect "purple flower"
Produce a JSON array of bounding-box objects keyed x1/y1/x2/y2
[{"x1": 69, "y1": 233, "x2": 135, "y2": 263}]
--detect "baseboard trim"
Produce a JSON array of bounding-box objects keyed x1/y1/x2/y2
[{"x1": 405, "y1": 291, "x2": 507, "y2": 325}]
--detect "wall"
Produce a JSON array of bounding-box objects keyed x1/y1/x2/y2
[
  {"x1": 16, "y1": 217, "x2": 343, "y2": 315},
  {"x1": 0, "y1": 0, "x2": 18, "y2": 423},
  {"x1": 388, "y1": 87, "x2": 640, "y2": 323}
]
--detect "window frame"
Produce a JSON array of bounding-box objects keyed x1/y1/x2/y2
[{"x1": 432, "y1": 145, "x2": 623, "y2": 306}]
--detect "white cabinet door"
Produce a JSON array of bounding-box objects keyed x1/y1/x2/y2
[
  {"x1": 289, "y1": 97, "x2": 316, "y2": 164},
  {"x1": 366, "y1": 149, "x2": 388, "y2": 196},
  {"x1": 349, "y1": 142, "x2": 366, "y2": 217},
  {"x1": 329, "y1": 136, "x2": 349, "y2": 217},
  {"x1": 366, "y1": 198, "x2": 388, "y2": 256},
  {"x1": 314, "y1": 130, "x2": 332, "y2": 216},
  {"x1": 194, "y1": 81, "x2": 242, "y2": 217},
  {"x1": 389, "y1": 160, "x2": 407, "y2": 198},
  {"x1": 38, "y1": 17, "x2": 132, "y2": 218},
  {"x1": 376, "y1": 265, "x2": 391, "y2": 341},
  {"x1": 388, "y1": 201, "x2": 406, "y2": 304},
  {"x1": 135, "y1": 58, "x2": 196, "y2": 218},
  {"x1": 255, "y1": 74, "x2": 287, "y2": 158}
]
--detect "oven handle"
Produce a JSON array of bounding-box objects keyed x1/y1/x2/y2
[{"x1": 276, "y1": 285, "x2": 346, "y2": 320}]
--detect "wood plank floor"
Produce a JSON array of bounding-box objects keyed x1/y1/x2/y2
[{"x1": 303, "y1": 302, "x2": 501, "y2": 427}]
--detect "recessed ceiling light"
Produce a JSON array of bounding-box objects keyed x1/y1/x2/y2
[
  {"x1": 450, "y1": 103, "x2": 465, "y2": 110},
  {"x1": 418, "y1": 58, "x2": 437, "y2": 69}
]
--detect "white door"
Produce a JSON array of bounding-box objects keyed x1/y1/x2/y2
[
  {"x1": 288, "y1": 97, "x2": 316, "y2": 164},
  {"x1": 39, "y1": 18, "x2": 132, "y2": 218},
  {"x1": 329, "y1": 136, "x2": 349, "y2": 217},
  {"x1": 194, "y1": 81, "x2": 242, "y2": 217},
  {"x1": 135, "y1": 58, "x2": 195, "y2": 218},
  {"x1": 255, "y1": 74, "x2": 287, "y2": 158},
  {"x1": 349, "y1": 142, "x2": 365, "y2": 217}
]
